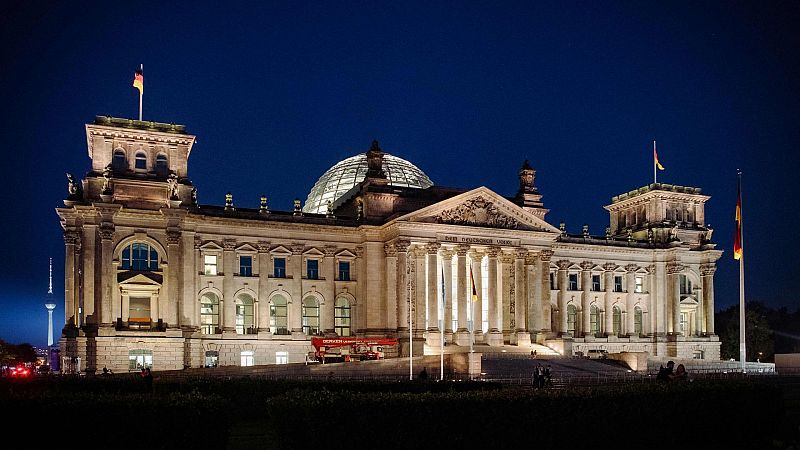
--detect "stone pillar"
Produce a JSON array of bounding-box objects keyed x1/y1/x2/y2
[
  {"x1": 166, "y1": 230, "x2": 181, "y2": 329},
  {"x1": 579, "y1": 261, "x2": 593, "y2": 337},
  {"x1": 454, "y1": 244, "x2": 470, "y2": 346},
  {"x1": 667, "y1": 263, "x2": 683, "y2": 335},
  {"x1": 471, "y1": 251, "x2": 484, "y2": 341},
  {"x1": 63, "y1": 230, "x2": 79, "y2": 327},
  {"x1": 222, "y1": 239, "x2": 236, "y2": 333},
  {"x1": 257, "y1": 241, "x2": 271, "y2": 333},
  {"x1": 181, "y1": 232, "x2": 197, "y2": 330},
  {"x1": 81, "y1": 225, "x2": 96, "y2": 325},
  {"x1": 290, "y1": 243, "x2": 305, "y2": 337},
  {"x1": 539, "y1": 250, "x2": 553, "y2": 335},
  {"x1": 425, "y1": 242, "x2": 441, "y2": 346},
  {"x1": 530, "y1": 252, "x2": 543, "y2": 336},
  {"x1": 99, "y1": 226, "x2": 115, "y2": 327},
  {"x1": 384, "y1": 244, "x2": 398, "y2": 331},
  {"x1": 323, "y1": 246, "x2": 337, "y2": 336},
  {"x1": 486, "y1": 247, "x2": 502, "y2": 346},
  {"x1": 556, "y1": 260, "x2": 570, "y2": 335},
  {"x1": 625, "y1": 264, "x2": 638, "y2": 337},
  {"x1": 513, "y1": 249, "x2": 530, "y2": 345},
  {"x1": 365, "y1": 242, "x2": 385, "y2": 333},
  {"x1": 646, "y1": 264, "x2": 657, "y2": 335},
  {"x1": 525, "y1": 253, "x2": 536, "y2": 333},
  {"x1": 414, "y1": 247, "x2": 426, "y2": 338},
  {"x1": 500, "y1": 253, "x2": 513, "y2": 337},
  {"x1": 395, "y1": 240, "x2": 410, "y2": 336},
  {"x1": 603, "y1": 263, "x2": 616, "y2": 336},
  {"x1": 441, "y1": 249, "x2": 454, "y2": 342},
  {"x1": 701, "y1": 264, "x2": 716, "y2": 334}
]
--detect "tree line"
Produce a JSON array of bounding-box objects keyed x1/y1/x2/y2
[
  {"x1": 0, "y1": 340, "x2": 37, "y2": 366},
  {"x1": 716, "y1": 302, "x2": 800, "y2": 362}
]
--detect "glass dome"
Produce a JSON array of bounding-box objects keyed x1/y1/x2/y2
[{"x1": 303, "y1": 153, "x2": 434, "y2": 214}]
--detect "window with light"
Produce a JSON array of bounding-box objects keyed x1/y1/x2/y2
[
  {"x1": 635, "y1": 276, "x2": 644, "y2": 293},
  {"x1": 302, "y1": 296, "x2": 320, "y2": 335},
  {"x1": 592, "y1": 274, "x2": 601, "y2": 292},
  {"x1": 634, "y1": 306, "x2": 643, "y2": 335},
  {"x1": 567, "y1": 304, "x2": 577, "y2": 336},
  {"x1": 128, "y1": 349, "x2": 153, "y2": 371},
  {"x1": 240, "y1": 351, "x2": 254, "y2": 367},
  {"x1": 276, "y1": 351, "x2": 288, "y2": 365},
  {"x1": 270, "y1": 295, "x2": 288, "y2": 335},
  {"x1": 614, "y1": 276, "x2": 624, "y2": 293},
  {"x1": 613, "y1": 306, "x2": 622, "y2": 335},
  {"x1": 334, "y1": 297, "x2": 351, "y2": 336},
  {"x1": 200, "y1": 293, "x2": 220, "y2": 334},
  {"x1": 204, "y1": 255, "x2": 218, "y2": 275},
  {"x1": 235, "y1": 294, "x2": 254, "y2": 334}
]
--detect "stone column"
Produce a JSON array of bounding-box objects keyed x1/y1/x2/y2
[
  {"x1": 81, "y1": 225, "x2": 96, "y2": 325},
  {"x1": 290, "y1": 243, "x2": 305, "y2": 337},
  {"x1": 701, "y1": 264, "x2": 716, "y2": 335},
  {"x1": 99, "y1": 226, "x2": 115, "y2": 327},
  {"x1": 646, "y1": 264, "x2": 657, "y2": 336},
  {"x1": 395, "y1": 240, "x2": 410, "y2": 336},
  {"x1": 667, "y1": 263, "x2": 683, "y2": 335},
  {"x1": 384, "y1": 244, "x2": 398, "y2": 331},
  {"x1": 454, "y1": 244, "x2": 470, "y2": 346},
  {"x1": 530, "y1": 252, "x2": 543, "y2": 336},
  {"x1": 471, "y1": 251, "x2": 484, "y2": 341},
  {"x1": 525, "y1": 253, "x2": 536, "y2": 333},
  {"x1": 222, "y1": 239, "x2": 236, "y2": 333},
  {"x1": 425, "y1": 242, "x2": 441, "y2": 346},
  {"x1": 166, "y1": 230, "x2": 181, "y2": 329},
  {"x1": 63, "y1": 230, "x2": 79, "y2": 327},
  {"x1": 580, "y1": 261, "x2": 593, "y2": 337},
  {"x1": 500, "y1": 253, "x2": 513, "y2": 337},
  {"x1": 603, "y1": 263, "x2": 616, "y2": 336},
  {"x1": 257, "y1": 241, "x2": 271, "y2": 333},
  {"x1": 539, "y1": 250, "x2": 553, "y2": 335},
  {"x1": 514, "y1": 249, "x2": 530, "y2": 345},
  {"x1": 486, "y1": 247, "x2": 502, "y2": 346},
  {"x1": 625, "y1": 264, "x2": 638, "y2": 337},
  {"x1": 441, "y1": 249, "x2": 454, "y2": 343},
  {"x1": 413, "y1": 247, "x2": 426, "y2": 338},
  {"x1": 556, "y1": 260, "x2": 570, "y2": 335},
  {"x1": 181, "y1": 232, "x2": 196, "y2": 330},
  {"x1": 323, "y1": 246, "x2": 337, "y2": 336}
]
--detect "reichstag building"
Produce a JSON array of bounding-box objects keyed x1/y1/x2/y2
[{"x1": 57, "y1": 116, "x2": 721, "y2": 373}]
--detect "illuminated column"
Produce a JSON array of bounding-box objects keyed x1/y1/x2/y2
[
  {"x1": 222, "y1": 239, "x2": 236, "y2": 333},
  {"x1": 667, "y1": 263, "x2": 683, "y2": 335},
  {"x1": 603, "y1": 263, "x2": 616, "y2": 336},
  {"x1": 257, "y1": 242, "x2": 271, "y2": 333},
  {"x1": 556, "y1": 260, "x2": 570, "y2": 335},
  {"x1": 63, "y1": 230, "x2": 79, "y2": 327},
  {"x1": 384, "y1": 244, "x2": 398, "y2": 331},
  {"x1": 454, "y1": 244, "x2": 470, "y2": 346},
  {"x1": 289, "y1": 243, "x2": 304, "y2": 335},
  {"x1": 441, "y1": 249, "x2": 454, "y2": 342},
  {"x1": 625, "y1": 264, "x2": 638, "y2": 336},
  {"x1": 486, "y1": 247, "x2": 502, "y2": 346},
  {"x1": 530, "y1": 252, "x2": 543, "y2": 335},
  {"x1": 539, "y1": 250, "x2": 553, "y2": 333},
  {"x1": 181, "y1": 232, "x2": 197, "y2": 330},
  {"x1": 81, "y1": 225, "x2": 96, "y2": 324},
  {"x1": 500, "y1": 253, "x2": 513, "y2": 336},
  {"x1": 413, "y1": 247, "x2": 426, "y2": 338},
  {"x1": 322, "y1": 246, "x2": 337, "y2": 335},
  {"x1": 701, "y1": 264, "x2": 716, "y2": 334},
  {"x1": 471, "y1": 250, "x2": 483, "y2": 340},
  {"x1": 166, "y1": 230, "x2": 181, "y2": 328},
  {"x1": 514, "y1": 249, "x2": 530, "y2": 345},
  {"x1": 646, "y1": 264, "x2": 657, "y2": 335},
  {"x1": 99, "y1": 226, "x2": 115, "y2": 327},
  {"x1": 395, "y1": 240, "x2": 410, "y2": 336},
  {"x1": 425, "y1": 242, "x2": 441, "y2": 346},
  {"x1": 580, "y1": 261, "x2": 593, "y2": 337}
]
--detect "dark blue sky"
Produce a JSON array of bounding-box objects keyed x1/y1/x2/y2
[{"x1": 1, "y1": 1, "x2": 798, "y2": 346}]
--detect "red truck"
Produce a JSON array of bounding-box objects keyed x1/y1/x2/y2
[{"x1": 310, "y1": 337, "x2": 398, "y2": 363}]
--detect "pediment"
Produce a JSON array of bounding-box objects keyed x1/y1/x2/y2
[
  {"x1": 199, "y1": 241, "x2": 223, "y2": 251},
  {"x1": 270, "y1": 245, "x2": 292, "y2": 255},
  {"x1": 118, "y1": 272, "x2": 163, "y2": 285},
  {"x1": 236, "y1": 243, "x2": 258, "y2": 253},
  {"x1": 395, "y1": 187, "x2": 559, "y2": 233},
  {"x1": 303, "y1": 247, "x2": 325, "y2": 257},
  {"x1": 336, "y1": 249, "x2": 357, "y2": 258}
]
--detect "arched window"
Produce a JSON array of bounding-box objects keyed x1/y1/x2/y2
[
  {"x1": 302, "y1": 296, "x2": 320, "y2": 336},
  {"x1": 566, "y1": 304, "x2": 577, "y2": 336},
  {"x1": 200, "y1": 293, "x2": 220, "y2": 335},
  {"x1": 679, "y1": 275, "x2": 693, "y2": 296},
  {"x1": 590, "y1": 305, "x2": 600, "y2": 335},
  {"x1": 334, "y1": 297, "x2": 351, "y2": 336},
  {"x1": 135, "y1": 151, "x2": 147, "y2": 170},
  {"x1": 120, "y1": 242, "x2": 159, "y2": 271},
  {"x1": 613, "y1": 306, "x2": 622, "y2": 335},
  {"x1": 155, "y1": 153, "x2": 168, "y2": 176},
  {"x1": 634, "y1": 306, "x2": 643, "y2": 335},
  {"x1": 270, "y1": 295, "x2": 288, "y2": 335},
  {"x1": 113, "y1": 150, "x2": 127, "y2": 170},
  {"x1": 235, "y1": 294, "x2": 255, "y2": 335}
]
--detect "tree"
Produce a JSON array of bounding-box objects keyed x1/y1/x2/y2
[{"x1": 716, "y1": 302, "x2": 780, "y2": 362}]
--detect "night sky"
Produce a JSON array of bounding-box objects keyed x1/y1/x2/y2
[{"x1": 1, "y1": 1, "x2": 798, "y2": 347}]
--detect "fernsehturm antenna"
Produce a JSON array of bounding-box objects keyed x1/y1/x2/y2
[{"x1": 45, "y1": 257, "x2": 56, "y2": 347}]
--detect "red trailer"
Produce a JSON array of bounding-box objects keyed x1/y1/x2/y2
[{"x1": 310, "y1": 337, "x2": 398, "y2": 363}]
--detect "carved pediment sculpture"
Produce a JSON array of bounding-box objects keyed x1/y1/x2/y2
[{"x1": 436, "y1": 196, "x2": 519, "y2": 229}]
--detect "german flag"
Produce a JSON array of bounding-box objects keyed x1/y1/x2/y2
[
  {"x1": 470, "y1": 268, "x2": 479, "y2": 302},
  {"x1": 654, "y1": 144, "x2": 665, "y2": 171},
  {"x1": 734, "y1": 176, "x2": 743, "y2": 260},
  {"x1": 133, "y1": 67, "x2": 143, "y2": 94}
]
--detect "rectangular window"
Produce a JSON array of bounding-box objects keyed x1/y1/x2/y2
[
  {"x1": 128, "y1": 349, "x2": 153, "y2": 371},
  {"x1": 276, "y1": 351, "x2": 288, "y2": 365},
  {"x1": 307, "y1": 259, "x2": 319, "y2": 280},
  {"x1": 273, "y1": 257, "x2": 286, "y2": 278},
  {"x1": 614, "y1": 276, "x2": 624, "y2": 293},
  {"x1": 338, "y1": 261, "x2": 350, "y2": 281},
  {"x1": 592, "y1": 275, "x2": 601, "y2": 292},
  {"x1": 635, "y1": 276, "x2": 644, "y2": 293},
  {"x1": 239, "y1": 255, "x2": 252, "y2": 276},
  {"x1": 240, "y1": 351, "x2": 254, "y2": 367},
  {"x1": 128, "y1": 297, "x2": 151, "y2": 328},
  {"x1": 204, "y1": 255, "x2": 218, "y2": 276},
  {"x1": 568, "y1": 273, "x2": 578, "y2": 291}
]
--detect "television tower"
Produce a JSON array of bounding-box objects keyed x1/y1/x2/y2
[{"x1": 45, "y1": 258, "x2": 56, "y2": 347}]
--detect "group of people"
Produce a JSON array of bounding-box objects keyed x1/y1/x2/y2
[
  {"x1": 656, "y1": 360, "x2": 689, "y2": 382},
  {"x1": 532, "y1": 363, "x2": 551, "y2": 388}
]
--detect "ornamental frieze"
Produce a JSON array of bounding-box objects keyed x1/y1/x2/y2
[{"x1": 436, "y1": 196, "x2": 520, "y2": 230}]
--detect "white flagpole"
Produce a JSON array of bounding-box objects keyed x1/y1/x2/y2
[
  {"x1": 738, "y1": 170, "x2": 747, "y2": 373},
  {"x1": 440, "y1": 269, "x2": 445, "y2": 381},
  {"x1": 653, "y1": 140, "x2": 657, "y2": 184},
  {"x1": 138, "y1": 64, "x2": 143, "y2": 121},
  {"x1": 409, "y1": 262, "x2": 413, "y2": 381}
]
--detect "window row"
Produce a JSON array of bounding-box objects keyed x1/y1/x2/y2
[
  {"x1": 202, "y1": 255, "x2": 351, "y2": 281},
  {"x1": 113, "y1": 149, "x2": 169, "y2": 174},
  {"x1": 565, "y1": 304, "x2": 644, "y2": 336},
  {"x1": 549, "y1": 272, "x2": 645, "y2": 293},
  {"x1": 199, "y1": 293, "x2": 352, "y2": 337}
]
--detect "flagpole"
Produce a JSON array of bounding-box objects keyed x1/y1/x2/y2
[
  {"x1": 138, "y1": 64, "x2": 143, "y2": 121},
  {"x1": 409, "y1": 262, "x2": 413, "y2": 381},
  {"x1": 440, "y1": 268, "x2": 445, "y2": 381},
  {"x1": 738, "y1": 169, "x2": 746, "y2": 373},
  {"x1": 653, "y1": 140, "x2": 657, "y2": 184}
]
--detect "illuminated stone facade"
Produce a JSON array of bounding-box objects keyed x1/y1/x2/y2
[{"x1": 57, "y1": 116, "x2": 721, "y2": 373}]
